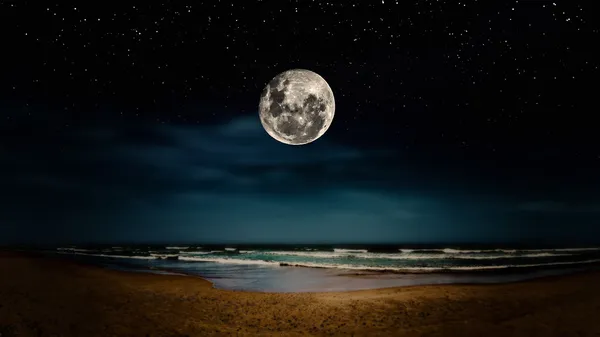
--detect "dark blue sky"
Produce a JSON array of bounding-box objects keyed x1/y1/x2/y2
[
  {"x1": 1, "y1": 2, "x2": 599, "y2": 244},
  {"x1": 1, "y1": 115, "x2": 599, "y2": 244}
]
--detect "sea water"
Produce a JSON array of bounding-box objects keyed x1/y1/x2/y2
[{"x1": 52, "y1": 244, "x2": 600, "y2": 292}]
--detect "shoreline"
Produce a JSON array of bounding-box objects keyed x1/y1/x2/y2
[
  {"x1": 8, "y1": 249, "x2": 600, "y2": 290},
  {"x1": 6, "y1": 250, "x2": 600, "y2": 291},
  {"x1": 50, "y1": 249, "x2": 600, "y2": 292},
  {"x1": 2, "y1": 251, "x2": 600, "y2": 335},
  {"x1": 15, "y1": 250, "x2": 600, "y2": 294}
]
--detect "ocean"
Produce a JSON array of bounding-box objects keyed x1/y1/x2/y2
[{"x1": 51, "y1": 244, "x2": 600, "y2": 292}]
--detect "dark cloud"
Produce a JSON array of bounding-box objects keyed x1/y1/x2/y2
[
  {"x1": 1, "y1": 116, "x2": 599, "y2": 244},
  {"x1": 519, "y1": 201, "x2": 600, "y2": 214},
  {"x1": 0, "y1": 116, "x2": 398, "y2": 243}
]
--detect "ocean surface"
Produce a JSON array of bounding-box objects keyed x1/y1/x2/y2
[{"x1": 51, "y1": 244, "x2": 600, "y2": 292}]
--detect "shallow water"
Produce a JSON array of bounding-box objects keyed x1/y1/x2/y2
[{"x1": 61, "y1": 253, "x2": 597, "y2": 292}]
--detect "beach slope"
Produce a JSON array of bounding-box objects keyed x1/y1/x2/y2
[{"x1": 1, "y1": 252, "x2": 599, "y2": 336}]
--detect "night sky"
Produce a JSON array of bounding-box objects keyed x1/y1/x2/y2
[{"x1": 1, "y1": 2, "x2": 599, "y2": 245}]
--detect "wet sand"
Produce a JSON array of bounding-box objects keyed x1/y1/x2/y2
[{"x1": 1, "y1": 252, "x2": 600, "y2": 336}]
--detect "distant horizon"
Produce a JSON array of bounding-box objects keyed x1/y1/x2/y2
[{"x1": 6, "y1": 240, "x2": 600, "y2": 249}]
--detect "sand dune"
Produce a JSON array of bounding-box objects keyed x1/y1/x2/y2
[{"x1": 1, "y1": 252, "x2": 599, "y2": 336}]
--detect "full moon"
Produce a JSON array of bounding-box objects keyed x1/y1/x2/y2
[{"x1": 259, "y1": 69, "x2": 335, "y2": 145}]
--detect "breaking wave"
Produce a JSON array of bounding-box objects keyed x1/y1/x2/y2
[
  {"x1": 175, "y1": 256, "x2": 600, "y2": 272},
  {"x1": 55, "y1": 245, "x2": 600, "y2": 273},
  {"x1": 261, "y1": 250, "x2": 572, "y2": 260},
  {"x1": 333, "y1": 248, "x2": 368, "y2": 254},
  {"x1": 58, "y1": 252, "x2": 155, "y2": 260}
]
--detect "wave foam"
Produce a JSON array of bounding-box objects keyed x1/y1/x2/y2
[
  {"x1": 177, "y1": 256, "x2": 600, "y2": 272},
  {"x1": 150, "y1": 254, "x2": 179, "y2": 258},
  {"x1": 401, "y1": 247, "x2": 599, "y2": 254},
  {"x1": 442, "y1": 248, "x2": 518, "y2": 254},
  {"x1": 333, "y1": 249, "x2": 368, "y2": 254},
  {"x1": 180, "y1": 251, "x2": 212, "y2": 256},
  {"x1": 261, "y1": 250, "x2": 571, "y2": 260},
  {"x1": 57, "y1": 250, "x2": 600, "y2": 273},
  {"x1": 58, "y1": 252, "x2": 155, "y2": 260},
  {"x1": 179, "y1": 256, "x2": 276, "y2": 265}
]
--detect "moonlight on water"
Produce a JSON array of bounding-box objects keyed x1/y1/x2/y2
[{"x1": 259, "y1": 69, "x2": 335, "y2": 145}]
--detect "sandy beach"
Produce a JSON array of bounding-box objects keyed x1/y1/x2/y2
[{"x1": 1, "y1": 252, "x2": 600, "y2": 336}]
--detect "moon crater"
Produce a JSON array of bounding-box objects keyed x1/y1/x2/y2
[{"x1": 259, "y1": 69, "x2": 335, "y2": 145}]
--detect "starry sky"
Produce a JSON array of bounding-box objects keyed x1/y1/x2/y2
[{"x1": 1, "y1": 1, "x2": 599, "y2": 245}]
